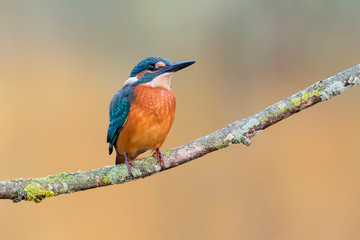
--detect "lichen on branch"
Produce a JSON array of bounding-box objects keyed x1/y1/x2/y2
[{"x1": 1, "y1": 64, "x2": 359, "y2": 203}]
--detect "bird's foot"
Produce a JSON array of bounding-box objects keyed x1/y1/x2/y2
[
  {"x1": 155, "y1": 149, "x2": 164, "y2": 170},
  {"x1": 124, "y1": 154, "x2": 134, "y2": 177}
]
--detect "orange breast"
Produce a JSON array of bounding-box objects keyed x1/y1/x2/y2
[{"x1": 115, "y1": 84, "x2": 176, "y2": 160}]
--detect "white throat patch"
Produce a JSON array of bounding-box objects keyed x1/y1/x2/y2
[
  {"x1": 123, "y1": 76, "x2": 138, "y2": 85},
  {"x1": 145, "y1": 73, "x2": 173, "y2": 89}
]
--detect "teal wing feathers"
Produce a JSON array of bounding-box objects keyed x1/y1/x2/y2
[{"x1": 107, "y1": 86, "x2": 132, "y2": 155}]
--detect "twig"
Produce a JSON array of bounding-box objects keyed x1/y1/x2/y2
[{"x1": 1, "y1": 65, "x2": 359, "y2": 203}]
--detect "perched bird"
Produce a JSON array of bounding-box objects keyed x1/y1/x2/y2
[{"x1": 107, "y1": 56, "x2": 195, "y2": 176}]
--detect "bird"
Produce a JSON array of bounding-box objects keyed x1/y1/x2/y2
[{"x1": 107, "y1": 56, "x2": 195, "y2": 176}]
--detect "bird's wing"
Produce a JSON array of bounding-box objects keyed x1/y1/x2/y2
[{"x1": 107, "y1": 88, "x2": 131, "y2": 155}]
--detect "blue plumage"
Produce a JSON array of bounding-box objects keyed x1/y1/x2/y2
[
  {"x1": 107, "y1": 84, "x2": 133, "y2": 154},
  {"x1": 130, "y1": 56, "x2": 171, "y2": 77}
]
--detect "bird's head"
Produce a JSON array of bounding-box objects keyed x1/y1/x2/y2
[{"x1": 124, "y1": 56, "x2": 195, "y2": 89}]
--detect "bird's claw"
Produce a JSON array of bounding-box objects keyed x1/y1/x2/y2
[{"x1": 155, "y1": 149, "x2": 165, "y2": 170}]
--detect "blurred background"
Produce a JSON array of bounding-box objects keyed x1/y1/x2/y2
[{"x1": 0, "y1": 1, "x2": 359, "y2": 239}]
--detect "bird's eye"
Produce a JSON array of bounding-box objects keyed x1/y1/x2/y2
[{"x1": 147, "y1": 64, "x2": 156, "y2": 71}]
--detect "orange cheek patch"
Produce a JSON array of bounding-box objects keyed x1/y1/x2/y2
[
  {"x1": 136, "y1": 70, "x2": 150, "y2": 79},
  {"x1": 156, "y1": 61, "x2": 166, "y2": 67}
]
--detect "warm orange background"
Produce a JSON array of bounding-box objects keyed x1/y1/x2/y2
[{"x1": 1, "y1": 1, "x2": 360, "y2": 240}]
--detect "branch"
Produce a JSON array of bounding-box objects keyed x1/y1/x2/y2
[{"x1": 1, "y1": 65, "x2": 360, "y2": 203}]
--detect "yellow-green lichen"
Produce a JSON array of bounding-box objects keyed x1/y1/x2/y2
[
  {"x1": 313, "y1": 89, "x2": 321, "y2": 97},
  {"x1": 103, "y1": 175, "x2": 111, "y2": 185},
  {"x1": 260, "y1": 107, "x2": 282, "y2": 122},
  {"x1": 291, "y1": 97, "x2": 301, "y2": 107},
  {"x1": 301, "y1": 89, "x2": 322, "y2": 102},
  {"x1": 301, "y1": 91, "x2": 311, "y2": 101},
  {"x1": 25, "y1": 183, "x2": 56, "y2": 203},
  {"x1": 162, "y1": 150, "x2": 171, "y2": 157}
]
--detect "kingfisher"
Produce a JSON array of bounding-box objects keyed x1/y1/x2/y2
[{"x1": 107, "y1": 56, "x2": 195, "y2": 176}]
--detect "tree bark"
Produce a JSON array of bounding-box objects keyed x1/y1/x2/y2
[{"x1": 1, "y1": 65, "x2": 359, "y2": 203}]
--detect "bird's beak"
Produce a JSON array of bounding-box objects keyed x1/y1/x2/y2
[{"x1": 160, "y1": 60, "x2": 196, "y2": 74}]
